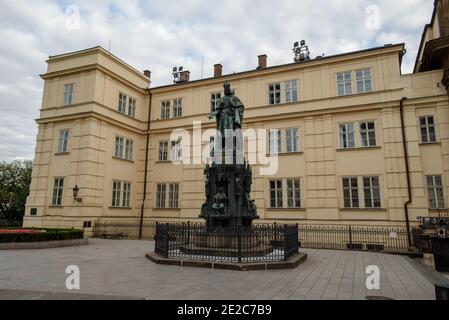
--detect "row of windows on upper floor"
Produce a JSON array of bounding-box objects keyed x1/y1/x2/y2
[
  {"x1": 155, "y1": 115, "x2": 439, "y2": 161},
  {"x1": 158, "y1": 68, "x2": 374, "y2": 120},
  {"x1": 60, "y1": 68, "x2": 373, "y2": 120},
  {"x1": 46, "y1": 174, "x2": 446, "y2": 211},
  {"x1": 62, "y1": 84, "x2": 137, "y2": 118},
  {"x1": 53, "y1": 115, "x2": 437, "y2": 163}
]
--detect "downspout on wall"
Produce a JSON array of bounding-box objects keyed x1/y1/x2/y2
[
  {"x1": 139, "y1": 89, "x2": 152, "y2": 239},
  {"x1": 399, "y1": 97, "x2": 412, "y2": 247}
]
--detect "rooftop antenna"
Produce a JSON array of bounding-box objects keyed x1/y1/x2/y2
[
  {"x1": 293, "y1": 40, "x2": 310, "y2": 62},
  {"x1": 108, "y1": 40, "x2": 111, "y2": 54}
]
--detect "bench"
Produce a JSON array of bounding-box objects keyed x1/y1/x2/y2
[{"x1": 101, "y1": 232, "x2": 129, "y2": 240}]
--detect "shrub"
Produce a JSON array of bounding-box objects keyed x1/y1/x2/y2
[{"x1": 0, "y1": 227, "x2": 84, "y2": 243}]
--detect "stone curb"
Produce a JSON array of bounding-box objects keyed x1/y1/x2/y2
[
  {"x1": 0, "y1": 238, "x2": 88, "y2": 250},
  {"x1": 145, "y1": 252, "x2": 307, "y2": 271}
]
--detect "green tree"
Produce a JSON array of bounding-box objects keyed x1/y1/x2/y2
[{"x1": 0, "y1": 160, "x2": 33, "y2": 221}]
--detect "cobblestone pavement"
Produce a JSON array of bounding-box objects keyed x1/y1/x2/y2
[{"x1": 0, "y1": 239, "x2": 442, "y2": 300}]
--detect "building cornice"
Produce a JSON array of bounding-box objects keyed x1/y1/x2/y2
[
  {"x1": 46, "y1": 46, "x2": 150, "y2": 83},
  {"x1": 40, "y1": 64, "x2": 148, "y2": 94},
  {"x1": 149, "y1": 44, "x2": 405, "y2": 93}
]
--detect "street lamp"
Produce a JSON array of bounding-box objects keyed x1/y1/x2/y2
[{"x1": 72, "y1": 185, "x2": 82, "y2": 203}]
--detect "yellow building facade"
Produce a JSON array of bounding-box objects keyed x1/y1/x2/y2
[{"x1": 23, "y1": 37, "x2": 449, "y2": 235}]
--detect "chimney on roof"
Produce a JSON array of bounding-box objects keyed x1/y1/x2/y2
[
  {"x1": 257, "y1": 54, "x2": 267, "y2": 69},
  {"x1": 143, "y1": 70, "x2": 151, "y2": 79},
  {"x1": 179, "y1": 70, "x2": 190, "y2": 82},
  {"x1": 214, "y1": 64, "x2": 223, "y2": 77}
]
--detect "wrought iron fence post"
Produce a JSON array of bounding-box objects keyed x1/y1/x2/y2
[
  {"x1": 187, "y1": 221, "x2": 190, "y2": 245},
  {"x1": 283, "y1": 224, "x2": 288, "y2": 261},
  {"x1": 164, "y1": 223, "x2": 169, "y2": 258},
  {"x1": 348, "y1": 225, "x2": 353, "y2": 250},
  {"x1": 238, "y1": 225, "x2": 242, "y2": 263}
]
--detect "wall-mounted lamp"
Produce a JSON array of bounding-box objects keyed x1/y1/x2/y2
[{"x1": 73, "y1": 185, "x2": 82, "y2": 203}]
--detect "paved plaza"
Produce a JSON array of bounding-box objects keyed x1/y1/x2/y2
[{"x1": 0, "y1": 239, "x2": 446, "y2": 300}]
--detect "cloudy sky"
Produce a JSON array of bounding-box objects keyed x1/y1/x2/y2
[{"x1": 0, "y1": 0, "x2": 434, "y2": 162}]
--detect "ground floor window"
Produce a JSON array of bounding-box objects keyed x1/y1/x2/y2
[
  {"x1": 52, "y1": 177, "x2": 64, "y2": 206},
  {"x1": 111, "y1": 180, "x2": 131, "y2": 208},
  {"x1": 426, "y1": 175, "x2": 445, "y2": 209},
  {"x1": 269, "y1": 178, "x2": 301, "y2": 209},
  {"x1": 156, "y1": 183, "x2": 180, "y2": 208}
]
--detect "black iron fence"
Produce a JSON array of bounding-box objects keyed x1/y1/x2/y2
[
  {"x1": 298, "y1": 225, "x2": 416, "y2": 253},
  {"x1": 155, "y1": 222, "x2": 299, "y2": 263},
  {"x1": 92, "y1": 221, "x2": 156, "y2": 239}
]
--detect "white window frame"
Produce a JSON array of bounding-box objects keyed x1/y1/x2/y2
[
  {"x1": 111, "y1": 180, "x2": 132, "y2": 208},
  {"x1": 269, "y1": 129, "x2": 281, "y2": 154},
  {"x1": 286, "y1": 179, "x2": 301, "y2": 208},
  {"x1": 161, "y1": 100, "x2": 170, "y2": 119},
  {"x1": 426, "y1": 175, "x2": 445, "y2": 209},
  {"x1": 210, "y1": 92, "x2": 221, "y2": 112},
  {"x1": 419, "y1": 116, "x2": 437, "y2": 143},
  {"x1": 363, "y1": 176, "x2": 381, "y2": 208},
  {"x1": 158, "y1": 141, "x2": 168, "y2": 161},
  {"x1": 52, "y1": 177, "x2": 64, "y2": 206},
  {"x1": 63, "y1": 83, "x2": 74, "y2": 105},
  {"x1": 268, "y1": 83, "x2": 281, "y2": 105},
  {"x1": 342, "y1": 177, "x2": 359, "y2": 208},
  {"x1": 173, "y1": 98, "x2": 183, "y2": 118},
  {"x1": 336, "y1": 72, "x2": 352, "y2": 96},
  {"x1": 58, "y1": 129, "x2": 69, "y2": 153},
  {"x1": 170, "y1": 139, "x2": 182, "y2": 161},
  {"x1": 284, "y1": 80, "x2": 298, "y2": 103},
  {"x1": 356, "y1": 69, "x2": 373, "y2": 94},
  {"x1": 285, "y1": 128, "x2": 299, "y2": 153},
  {"x1": 359, "y1": 121, "x2": 376, "y2": 147},
  {"x1": 156, "y1": 183, "x2": 167, "y2": 208},
  {"x1": 128, "y1": 97, "x2": 136, "y2": 117},
  {"x1": 118, "y1": 92, "x2": 127, "y2": 113},
  {"x1": 169, "y1": 183, "x2": 180, "y2": 208},
  {"x1": 269, "y1": 179, "x2": 283, "y2": 208},
  {"x1": 339, "y1": 123, "x2": 355, "y2": 149}
]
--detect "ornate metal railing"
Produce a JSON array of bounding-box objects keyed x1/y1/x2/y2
[
  {"x1": 154, "y1": 222, "x2": 299, "y2": 263},
  {"x1": 298, "y1": 225, "x2": 416, "y2": 253}
]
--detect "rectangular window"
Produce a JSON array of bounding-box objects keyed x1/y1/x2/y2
[
  {"x1": 122, "y1": 182, "x2": 131, "y2": 208},
  {"x1": 419, "y1": 116, "x2": 437, "y2": 143},
  {"x1": 270, "y1": 180, "x2": 283, "y2": 208},
  {"x1": 336, "y1": 72, "x2": 352, "y2": 96},
  {"x1": 58, "y1": 129, "x2": 69, "y2": 153},
  {"x1": 169, "y1": 183, "x2": 179, "y2": 208},
  {"x1": 363, "y1": 177, "x2": 381, "y2": 208},
  {"x1": 285, "y1": 128, "x2": 299, "y2": 153},
  {"x1": 427, "y1": 175, "x2": 445, "y2": 209},
  {"x1": 285, "y1": 80, "x2": 298, "y2": 103},
  {"x1": 124, "y1": 139, "x2": 133, "y2": 161},
  {"x1": 360, "y1": 121, "x2": 376, "y2": 147},
  {"x1": 52, "y1": 177, "x2": 64, "y2": 206},
  {"x1": 111, "y1": 181, "x2": 121, "y2": 207},
  {"x1": 269, "y1": 129, "x2": 281, "y2": 154},
  {"x1": 211, "y1": 92, "x2": 221, "y2": 112},
  {"x1": 339, "y1": 123, "x2": 355, "y2": 149},
  {"x1": 118, "y1": 92, "x2": 127, "y2": 113},
  {"x1": 268, "y1": 83, "x2": 281, "y2": 105},
  {"x1": 128, "y1": 97, "x2": 136, "y2": 117},
  {"x1": 114, "y1": 136, "x2": 124, "y2": 158},
  {"x1": 63, "y1": 83, "x2": 74, "y2": 105},
  {"x1": 356, "y1": 69, "x2": 373, "y2": 93},
  {"x1": 287, "y1": 179, "x2": 301, "y2": 208},
  {"x1": 158, "y1": 141, "x2": 168, "y2": 161},
  {"x1": 161, "y1": 100, "x2": 170, "y2": 119},
  {"x1": 342, "y1": 177, "x2": 359, "y2": 208},
  {"x1": 170, "y1": 139, "x2": 182, "y2": 161},
  {"x1": 173, "y1": 98, "x2": 183, "y2": 118},
  {"x1": 156, "y1": 184, "x2": 166, "y2": 208}
]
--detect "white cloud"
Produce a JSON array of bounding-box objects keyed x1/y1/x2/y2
[{"x1": 0, "y1": 0, "x2": 434, "y2": 161}]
